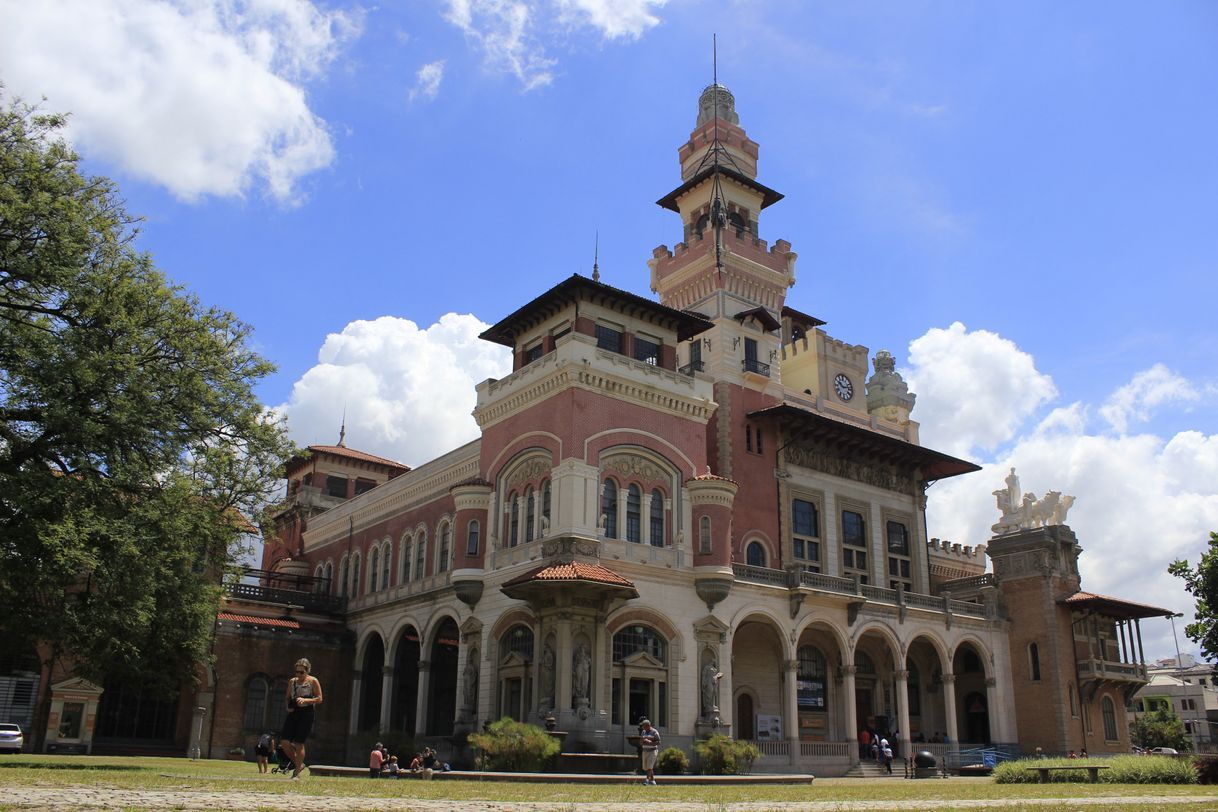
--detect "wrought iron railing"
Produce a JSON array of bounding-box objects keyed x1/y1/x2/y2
[
  {"x1": 742, "y1": 358, "x2": 771, "y2": 376},
  {"x1": 679, "y1": 360, "x2": 705, "y2": 376}
]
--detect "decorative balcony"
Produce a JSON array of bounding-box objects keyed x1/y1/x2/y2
[
  {"x1": 742, "y1": 358, "x2": 771, "y2": 377},
  {"x1": 1076, "y1": 658, "x2": 1148, "y2": 683},
  {"x1": 679, "y1": 360, "x2": 705, "y2": 376},
  {"x1": 225, "y1": 567, "x2": 345, "y2": 614}
]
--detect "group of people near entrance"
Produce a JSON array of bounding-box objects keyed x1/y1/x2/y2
[
  {"x1": 858, "y1": 727, "x2": 897, "y2": 774},
  {"x1": 369, "y1": 743, "x2": 449, "y2": 778}
]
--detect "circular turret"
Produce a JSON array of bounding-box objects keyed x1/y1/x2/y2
[{"x1": 697, "y1": 83, "x2": 740, "y2": 127}]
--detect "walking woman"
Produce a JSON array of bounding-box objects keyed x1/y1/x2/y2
[{"x1": 281, "y1": 658, "x2": 323, "y2": 779}]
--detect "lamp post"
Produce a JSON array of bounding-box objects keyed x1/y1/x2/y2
[{"x1": 1168, "y1": 613, "x2": 1198, "y2": 752}]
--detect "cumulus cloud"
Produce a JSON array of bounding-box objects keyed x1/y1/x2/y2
[
  {"x1": 903, "y1": 322, "x2": 1057, "y2": 457},
  {"x1": 1100, "y1": 363, "x2": 1200, "y2": 434},
  {"x1": 0, "y1": 0, "x2": 361, "y2": 202},
  {"x1": 410, "y1": 60, "x2": 447, "y2": 101},
  {"x1": 275, "y1": 314, "x2": 512, "y2": 466},
  {"x1": 442, "y1": 0, "x2": 665, "y2": 90},
  {"x1": 909, "y1": 330, "x2": 1218, "y2": 659}
]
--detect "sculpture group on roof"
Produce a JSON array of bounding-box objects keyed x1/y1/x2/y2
[{"x1": 992, "y1": 467, "x2": 1076, "y2": 536}]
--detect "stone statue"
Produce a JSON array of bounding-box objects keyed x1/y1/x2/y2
[
  {"x1": 701, "y1": 659, "x2": 721, "y2": 718},
  {"x1": 462, "y1": 656, "x2": 478, "y2": 710},
  {"x1": 540, "y1": 642, "x2": 556, "y2": 707},
  {"x1": 597, "y1": 513, "x2": 607, "y2": 533},
  {"x1": 539, "y1": 515, "x2": 550, "y2": 537},
  {"x1": 573, "y1": 643, "x2": 591, "y2": 703},
  {"x1": 991, "y1": 468, "x2": 1076, "y2": 536},
  {"x1": 1051, "y1": 494, "x2": 1075, "y2": 526}
]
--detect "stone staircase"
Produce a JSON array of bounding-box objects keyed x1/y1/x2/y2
[{"x1": 841, "y1": 759, "x2": 899, "y2": 779}]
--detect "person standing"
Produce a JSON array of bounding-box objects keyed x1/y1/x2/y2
[
  {"x1": 281, "y1": 658, "x2": 323, "y2": 780},
  {"x1": 639, "y1": 719, "x2": 661, "y2": 785},
  {"x1": 369, "y1": 742, "x2": 384, "y2": 778},
  {"x1": 882, "y1": 741, "x2": 893, "y2": 774},
  {"x1": 254, "y1": 731, "x2": 275, "y2": 773}
]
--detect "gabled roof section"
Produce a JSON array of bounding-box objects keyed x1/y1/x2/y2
[
  {"x1": 734, "y1": 306, "x2": 781, "y2": 333},
  {"x1": 502, "y1": 561, "x2": 636, "y2": 590},
  {"x1": 781, "y1": 304, "x2": 827, "y2": 329},
  {"x1": 305, "y1": 445, "x2": 410, "y2": 471},
  {"x1": 1060, "y1": 591, "x2": 1175, "y2": 620},
  {"x1": 749, "y1": 402, "x2": 980, "y2": 483},
  {"x1": 479, "y1": 274, "x2": 715, "y2": 348},
  {"x1": 656, "y1": 165, "x2": 783, "y2": 213}
]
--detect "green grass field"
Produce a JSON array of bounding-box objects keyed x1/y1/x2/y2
[{"x1": 1, "y1": 755, "x2": 1217, "y2": 810}]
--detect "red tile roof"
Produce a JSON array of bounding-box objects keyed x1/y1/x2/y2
[
  {"x1": 308, "y1": 445, "x2": 409, "y2": 470},
  {"x1": 1060, "y1": 591, "x2": 1174, "y2": 620},
  {"x1": 502, "y1": 561, "x2": 636, "y2": 589},
  {"x1": 217, "y1": 612, "x2": 301, "y2": 629}
]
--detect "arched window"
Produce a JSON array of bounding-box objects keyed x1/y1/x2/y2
[
  {"x1": 626, "y1": 484, "x2": 641, "y2": 542},
  {"x1": 338, "y1": 556, "x2": 349, "y2": 597},
  {"x1": 501, "y1": 625, "x2": 535, "y2": 661},
  {"x1": 323, "y1": 561, "x2": 333, "y2": 594},
  {"x1": 381, "y1": 543, "x2": 391, "y2": 590},
  {"x1": 649, "y1": 489, "x2": 664, "y2": 547},
  {"x1": 267, "y1": 677, "x2": 289, "y2": 732},
  {"x1": 498, "y1": 624, "x2": 535, "y2": 722},
  {"x1": 611, "y1": 625, "x2": 669, "y2": 727},
  {"x1": 699, "y1": 515, "x2": 712, "y2": 554},
  {"x1": 1102, "y1": 696, "x2": 1118, "y2": 741},
  {"x1": 350, "y1": 553, "x2": 361, "y2": 597},
  {"x1": 400, "y1": 536, "x2": 412, "y2": 583},
  {"x1": 612, "y1": 625, "x2": 668, "y2": 663},
  {"x1": 313, "y1": 565, "x2": 324, "y2": 593},
  {"x1": 602, "y1": 480, "x2": 618, "y2": 538},
  {"x1": 243, "y1": 675, "x2": 269, "y2": 730},
  {"x1": 526, "y1": 487, "x2": 536, "y2": 542},
  {"x1": 466, "y1": 520, "x2": 480, "y2": 556},
  {"x1": 542, "y1": 480, "x2": 551, "y2": 526},
  {"x1": 438, "y1": 523, "x2": 451, "y2": 574},
  {"x1": 369, "y1": 548, "x2": 380, "y2": 593},
  {"x1": 1029, "y1": 642, "x2": 1041, "y2": 681},
  {"x1": 746, "y1": 540, "x2": 766, "y2": 567},
  {"x1": 509, "y1": 493, "x2": 520, "y2": 547},
  {"x1": 414, "y1": 532, "x2": 426, "y2": 581}
]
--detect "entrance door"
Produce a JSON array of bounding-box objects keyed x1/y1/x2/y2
[
  {"x1": 628, "y1": 678, "x2": 651, "y2": 726},
  {"x1": 855, "y1": 686, "x2": 873, "y2": 732},
  {"x1": 964, "y1": 691, "x2": 990, "y2": 743},
  {"x1": 736, "y1": 694, "x2": 755, "y2": 740}
]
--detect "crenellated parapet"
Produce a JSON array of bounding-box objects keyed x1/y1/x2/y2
[{"x1": 926, "y1": 537, "x2": 988, "y2": 589}]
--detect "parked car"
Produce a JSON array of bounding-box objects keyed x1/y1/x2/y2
[
  {"x1": 1149, "y1": 747, "x2": 1179, "y2": 755},
  {"x1": 0, "y1": 723, "x2": 23, "y2": 753}
]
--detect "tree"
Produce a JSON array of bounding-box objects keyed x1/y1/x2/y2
[
  {"x1": 1130, "y1": 707, "x2": 1191, "y2": 752},
  {"x1": 1168, "y1": 531, "x2": 1218, "y2": 663},
  {"x1": 0, "y1": 92, "x2": 294, "y2": 747}
]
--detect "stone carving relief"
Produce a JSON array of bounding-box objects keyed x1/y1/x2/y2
[
  {"x1": 603, "y1": 454, "x2": 669, "y2": 485},
  {"x1": 572, "y1": 642, "x2": 591, "y2": 706},
  {"x1": 784, "y1": 442, "x2": 914, "y2": 493},
  {"x1": 539, "y1": 640, "x2": 556, "y2": 711},
  {"x1": 462, "y1": 655, "x2": 478, "y2": 712},
  {"x1": 504, "y1": 458, "x2": 550, "y2": 490},
  {"x1": 991, "y1": 468, "x2": 1076, "y2": 535}
]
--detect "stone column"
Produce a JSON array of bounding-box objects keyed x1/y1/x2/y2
[
  {"x1": 942, "y1": 673, "x2": 958, "y2": 745},
  {"x1": 349, "y1": 670, "x2": 363, "y2": 736},
  {"x1": 843, "y1": 665, "x2": 859, "y2": 765},
  {"x1": 557, "y1": 617, "x2": 573, "y2": 715},
  {"x1": 516, "y1": 498, "x2": 527, "y2": 547},
  {"x1": 379, "y1": 665, "x2": 394, "y2": 733},
  {"x1": 985, "y1": 676, "x2": 999, "y2": 743},
  {"x1": 784, "y1": 659, "x2": 800, "y2": 764},
  {"x1": 641, "y1": 492, "x2": 653, "y2": 545},
  {"x1": 616, "y1": 489, "x2": 627, "y2": 541},
  {"x1": 414, "y1": 660, "x2": 431, "y2": 736},
  {"x1": 895, "y1": 669, "x2": 910, "y2": 759},
  {"x1": 593, "y1": 616, "x2": 607, "y2": 715}
]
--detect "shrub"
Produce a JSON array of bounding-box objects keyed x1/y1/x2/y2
[
  {"x1": 1193, "y1": 754, "x2": 1218, "y2": 784},
  {"x1": 656, "y1": 746, "x2": 689, "y2": 775},
  {"x1": 694, "y1": 734, "x2": 760, "y2": 775},
  {"x1": 993, "y1": 755, "x2": 1197, "y2": 785},
  {"x1": 468, "y1": 717, "x2": 560, "y2": 772}
]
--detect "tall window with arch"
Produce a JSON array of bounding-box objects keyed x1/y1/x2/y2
[
  {"x1": 369, "y1": 548, "x2": 380, "y2": 593},
  {"x1": 792, "y1": 498, "x2": 821, "y2": 572},
  {"x1": 611, "y1": 625, "x2": 669, "y2": 728},
  {"x1": 466, "y1": 520, "x2": 480, "y2": 556},
  {"x1": 400, "y1": 536, "x2": 412, "y2": 583},
  {"x1": 649, "y1": 489, "x2": 664, "y2": 547},
  {"x1": 381, "y1": 543, "x2": 390, "y2": 590},
  {"x1": 699, "y1": 515, "x2": 712, "y2": 554},
  {"x1": 349, "y1": 553, "x2": 361, "y2": 597},
  {"x1": 1102, "y1": 696, "x2": 1118, "y2": 741},
  {"x1": 796, "y1": 645, "x2": 827, "y2": 717},
  {"x1": 602, "y1": 479, "x2": 618, "y2": 538},
  {"x1": 542, "y1": 480, "x2": 551, "y2": 529},
  {"x1": 886, "y1": 520, "x2": 912, "y2": 591},
  {"x1": 498, "y1": 624, "x2": 535, "y2": 722},
  {"x1": 243, "y1": 675, "x2": 268, "y2": 730},
  {"x1": 840, "y1": 509, "x2": 868, "y2": 584},
  {"x1": 438, "y1": 523, "x2": 451, "y2": 573},
  {"x1": 338, "y1": 556, "x2": 349, "y2": 597},
  {"x1": 1029, "y1": 642, "x2": 1041, "y2": 681},
  {"x1": 525, "y1": 487, "x2": 535, "y2": 542},
  {"x1": 746, "y1": 540, "x2": 767, "y2": 567},
  {"x1": 509, "y1": 493, "x2": 520, "y2": 547},
  {"x1": 414, "y1": 532, "x2": 426, "y2": 581},
  {"x1": 323, "y1": 561, "x2": 333, "y2": 594},
  {"x1": 626, "y1": 484, "x2": 642, "y2": 543}
]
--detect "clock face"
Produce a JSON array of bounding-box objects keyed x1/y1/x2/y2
[{"x1": 834, "y1": 373, "x2": 854, "y2": 401}]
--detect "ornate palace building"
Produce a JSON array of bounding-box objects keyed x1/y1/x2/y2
[{"x1": 15, "y1": 83, "x2": 1169, "y2": 772}]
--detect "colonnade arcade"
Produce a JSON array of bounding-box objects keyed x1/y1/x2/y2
[{"x1": 351, "y1": 616, "x2": 461, "y2": 740}]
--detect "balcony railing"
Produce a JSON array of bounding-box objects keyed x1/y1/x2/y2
[
  {"x1": 742, "y1": 358, "x2": 771, "y2": 376},
  {"x1": 732, "y1": 563, "x2": 789, "y2": 587},
  {"x1": 936, "y1": 573, "x2": 996, "y2": 595},
  {"x1": 226, "y1": 582, "x2": 346, "y2": 614},
  {"x1": 678, "y1": 360, "x2": 705, "y2": 376},
  {"x1": 1077, "y1": 658, "x2": 1148, "y2": 682}
]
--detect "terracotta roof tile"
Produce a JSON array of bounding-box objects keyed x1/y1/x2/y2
[
  {"x1": 502, "y1": 561, "x2": 635, "y2": 589},
  {"x1": 217, "y1": 612, "x2": 301, "y2": 629},
  {"x1": 1060, "y1": 591, "x2": 1174, "y2": 619},
  {"x1": 307, "y1": 445, "x2": 410, "y2": 470}
]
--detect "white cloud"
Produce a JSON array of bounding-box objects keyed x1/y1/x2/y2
[
  {"x1": 275, "y1": 314, "x2": 512, "y2": 466},
  {"x1": 0, "y1": 0, "x2": 361, "y2": 202},
  {"x1": 903, "y1": 322, "x2": 1057, "y2": 457},
  {"x1": 911, "y1": 332, "x2": 1218, "y2": 661},
  {"x1": 442, "y1": 0, "x2": 664, "y2": 90},
  {"x1": 1099, "y1": 363, "x2": 1200, "y2": 434},
  {"x1": 410, "y1": 60, "x2": 447, "y2": 101}
]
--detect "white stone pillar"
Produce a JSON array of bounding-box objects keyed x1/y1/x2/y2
[
  {"x1": 985, "y1": 676, "x2": 999, "y2": 743},
  {"x1": 616, "y1": 490, "x2": 627, "y2": 541},
  {"x1": 516, "y1": 499, "x2": 527, "y2": 547},
  {"x1": 378, "y1": 665, "x2": 394, "y2": 733},
  {"x1": 415, "y1": 660, "x2": 431, "y2": 736},
  {"x1": 348, "y1": 671, "x2": 362, "y2": 735},
  {"x1": 641, "y1": 492, "x2": 653, "y2": 545},
  {"x1": 557, "y1": 619, "x2": 573, "y2": 715},
  {"x1": 843, "y1": 665, "x2": 859, "y2": 765},
  {"x1": 895, "y1": 670, "x2": 911, "y2": 759},
  {"x1": 784, "y1": 659, "x2": 800, "y2": 763},
  {"x1": 943, "y1": 673, "x2": 959, "y2": 744}
]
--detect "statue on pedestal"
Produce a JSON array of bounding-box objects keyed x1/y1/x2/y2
[
  {"x1": 572, "y1": 643, "x2": 591, "y2": 706},
  {"x1": 701, "y1": 659, "x2": 722, "y2": 719}
]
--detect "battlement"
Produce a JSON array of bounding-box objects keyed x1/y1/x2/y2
[
  {"x1": 651, "y1": 229, "x2": 794, "y2": 283},
  {"x1": 927, "y1": 537, "x2": 987, "y2": 560}
]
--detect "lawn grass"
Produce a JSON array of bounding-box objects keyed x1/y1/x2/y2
[{"x1": 0, "y1": 754, "x2": 1216, "y2": 807}]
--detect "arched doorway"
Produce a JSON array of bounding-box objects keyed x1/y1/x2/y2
[
  {"x1": 427, "y1": 618, "x2": 459, "y2": 735},
  {"x1": 358, "y1": 634, "x2": 384, "y2": 731},
  {"x1": 390, "y1": 626, "x2": 420, "y2": 734},
  {"x1": 906, "y1": 635, "x2": 948, "y2": 745},
  {"x1": 736, "y1": 694, "x2": 755, "y2": 739},
  {"x1": 952, "y1": 642, "x2": 990, "y2": 744},
  {"x1": 963, "y1": 691, "x2": 990, "y2": 744},
  {"x1": 730, "y1": 616, "x2": 785, "y2": 743}
]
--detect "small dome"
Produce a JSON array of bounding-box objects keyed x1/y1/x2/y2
[{"x1": 697, "y1": 83, "x2": 739, "y2": 127}]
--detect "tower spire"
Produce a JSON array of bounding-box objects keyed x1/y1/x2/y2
[
  {"x1": 592, "y1": 231, "x2": 601, "y2": 283},
  {"x1": 337, "y1": 407, "x2": 347, "y2": 447},
  {"x1": 709, "y1": 34, "x2": 726, "y2": 279}
]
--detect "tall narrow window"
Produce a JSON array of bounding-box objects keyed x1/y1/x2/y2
[
  {"x1": 350, "y1": 553, "x2": 360, "y2": 597},
  {"x1": 369, "y1": 548, "x2": 379, "y2": 593},
  {"x1": 634, "y1": 336, "x2": 660, "y2": 365},
  {"x1": 400, "y1": 538, "x2": 411, "y2": 583},
  {"x1": 381, "y1": 544, "x2": 391, "y2": 590},
  {"x1": 626, "y1": 484, "x2": 641, "y2": 542},
  {"x1": 339, "y1": 557, "x2": 349, "y2": 597},
  {"x1": 841, "y1": 510, "x2": 868, "y2": 584},
  {"x1": 792, "y1": 498, "x2": 820, "y2": 573},
  {"x1": 414, "y1": 533, "x2": 426, "y2": 581},
  {"x1": 438, "y1": 523, "x2": 451, "y2": 573},
  {"x1": 1102, "y1": 697, "x2": 1118, "y2": 741},
  {"x1": 649, "y1": 489, "x2": 664, "y2": 547},
  {"x1": 595, "y1": 324, "x2": 623, "y2": 353},
  {"x1": 243, "y1": 676, "x2": 268, "y2": 730},
  {"x1": 466, "y1": 520, "x2": 480, "y2": 556},
  {"x1": 602, "y1": 480, "x2": 618, "y2": 538},
  {"x1": 542, "y1": 480, "x2": 551, "y2": 527},
  {"x1": 509, "y1": 493, "x2": 520, "y2": 547},
  {"x1": 688, "y1": 339, "x2": 702, "y2": 372},
  {"x1": 746, "y1": 541, "x2": 766, "y2": 567},
  {"x1": 525, "y1": 487, "x2": 536, "y2": 542},
  {"x1": 1029, "y1": 643, "x2": 1042, "y2": 681},
  {"x1": 699, "y1": 515, "x2": 712, "y2": 554},
  {"x1": 886, "y1": 520, "x2": 912, "y2": 591}
]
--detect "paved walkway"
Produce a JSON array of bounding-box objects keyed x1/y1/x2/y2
[{"x1": 0, "y1": 787, "x2": 1215, "y2": 810}]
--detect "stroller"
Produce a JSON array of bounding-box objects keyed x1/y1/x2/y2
[{"x1": 271, "y1": 745, "x2": 294, "y2": 775}]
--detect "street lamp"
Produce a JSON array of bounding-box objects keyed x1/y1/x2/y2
[{"x1": 1167, "y1": 613, "x2": 1200, "y2": 752}]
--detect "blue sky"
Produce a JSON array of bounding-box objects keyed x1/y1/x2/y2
[{"x1": 3, "y1": 0, "x2": 1216, "y2": 660}]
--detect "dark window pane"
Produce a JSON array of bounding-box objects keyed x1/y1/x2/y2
[
  {"x1": 595, "y1": 325, "x2": 622, "y2": 353},
  {"x1": 886, "y1": 521, "x2": 909, "y2": 555},
  {"x1": 634, "y1": 337, "x2": 660, "y2": 365},
  {"x1": 842, "y1": 511, "x2": 866, "y2": 547},
  {"x1": 792, "y1": 500, "x2": 819, "y2": 537}
]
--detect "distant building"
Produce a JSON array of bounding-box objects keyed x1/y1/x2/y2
[{"x1": 1130, "y1": 659, "x2": 1218, "y2": 753}]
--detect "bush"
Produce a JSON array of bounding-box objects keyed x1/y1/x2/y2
[
  {"x1": 468, "y1": 717, "x2": 560, "y2": 772},
  {"x1": 656, "y1": 746, "x2": 689, "y2": 775},
  {"x1": 1193, "y1": 754, "x2": 1218, "y2": 784},
  {"x1": 694, "y1": 734, "x2": 760, "y2": 775},
  {"x1": 993, "y1": 755, "x2": 1197, "y2": 785}
]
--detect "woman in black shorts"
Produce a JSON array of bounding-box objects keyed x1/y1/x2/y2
[{"x1": 281, "y1": 658, "x2": 323, "y2": 779}]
